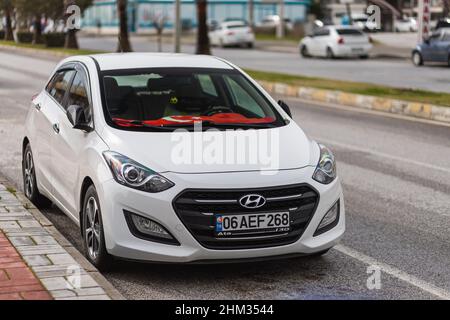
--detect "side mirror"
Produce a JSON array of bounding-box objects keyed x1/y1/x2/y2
[
  {"x1": 66, "y1": 105, "x2": 92, "y2": 131},
  {"x1": 278, "y1": 100, "x2": 292, "y2": 118}
]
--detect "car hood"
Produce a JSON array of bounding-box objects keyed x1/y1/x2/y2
[{"x1": 99, "y1": 122, "x2": 319, "y2": 174}]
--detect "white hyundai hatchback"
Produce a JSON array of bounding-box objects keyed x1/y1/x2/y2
[{"x1": 23, "y1": 53, "x2": 345, "y2": 270}]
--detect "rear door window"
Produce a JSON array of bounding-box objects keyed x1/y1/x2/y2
[{"x1": 46, "y1": 70, "x2": 76, "y2": 107}]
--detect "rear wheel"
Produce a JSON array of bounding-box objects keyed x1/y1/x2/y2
[
  {"x1": 448, "y1": 55, "x2": 450, "y2": 67},
  {"x1": 247, "y1": 42, "x2": 254, "y2": 49},
  {"x1": 82, "y1": 185, "x2": 113, "y2": 271},
  {"x1": 326, "y1": 47, "x2": 335, "y2": 59},
  {"x1": 22, "y1": 144, "x2": 52, "y2": 208},
  {"x1": 412, "y1": 51, "x2": 423, "y2": 66},
  {"x1": 359, "y1": 54, "x2": 369, "y2": 59}
]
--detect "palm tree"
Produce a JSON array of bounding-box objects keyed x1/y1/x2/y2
[
  {"x1": 0, "y1": 0, "x2": 14, "y2": 41},
  {"x1": 117, "y1": 0, "x2": 132, "y2": 52},
  {"x1": 195, "y1": 0, "x2": 210, "y2": 55}
]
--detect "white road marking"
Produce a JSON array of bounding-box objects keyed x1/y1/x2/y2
[
  {"x1": 312, "y1": 136, "x2": 450, "y2": 174},
  {"x1": 334, "y1": 244, "x2": 450, "y2": 300}
]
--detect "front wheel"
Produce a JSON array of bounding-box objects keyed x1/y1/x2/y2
[
  {"x1": 22, "y1": 144, "x2": 52, "y2": 208},
  {"x1": 82, "y1": 185, "x2": 112, "y2": 271},
  {"x1": 300, "y1": 45, "x2": 310, "y2": 58},
  {"x1": 412, "y1": 51, "x2": 423, "y2": 66}
]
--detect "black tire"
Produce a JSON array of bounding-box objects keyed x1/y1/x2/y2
[
  {"x1": 326, "y1": 47, "x2": 335, "y2": 59},
  {"x1": 448, "y1": 55, "x2": 450, "y2": 67},
  {"x1": 247, "y1": 42, "x2": 254, "y2": 49},
  {"x1": 359, "y1": 54, "x2": 369, "y2": 59},
  {"x1": 300, "y1": 45, "x2": 309, "y2": 58},
  {"x1": 412, "y1": 51, "x2": 423, "y2": 66},
  {"x1": 22, "y1": 144, "x2": 52, "y2": 208},
  {"x1": 82, "y1": 185, "x2": 113, "y2": 271}
]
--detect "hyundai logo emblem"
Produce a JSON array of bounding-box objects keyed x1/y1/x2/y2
[{"x1": 239, "y1": 194, "x2": 266, "y2": 209}]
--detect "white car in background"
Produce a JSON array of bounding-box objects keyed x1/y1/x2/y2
[
  {"x1": 395, "y1": 17, "x2": 418, "y2": 32},
  {"x1": 209, "y1": 21, "x2": 255, "y2": 48},
  {"x1": 300, "y1": 26, "x2": 372, "y2": 59}
]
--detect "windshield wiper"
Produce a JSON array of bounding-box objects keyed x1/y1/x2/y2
[{"x1": 120, "y1": 120, "x2": 277, "y2": 131}]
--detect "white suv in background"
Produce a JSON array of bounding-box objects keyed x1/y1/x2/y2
[
  {"x1": 22, "y1": 53, "x2": 345, "y2": 270},
  {"x1": 300, "y1": 26, "x2": 372, "y2": 59}
]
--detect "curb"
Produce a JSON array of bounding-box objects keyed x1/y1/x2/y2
[
  {"x1": 259, "y1": 80, "x2": 450, "y2": 124},
  {"x1": 0, "y1": 176, "x2": 125, "y2": 300}
]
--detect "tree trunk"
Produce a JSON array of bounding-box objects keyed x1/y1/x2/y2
[
  {"x1": 195, "y1": 0, "x2": 211, "y2": 55},
  {"x1": 33, "y1": 14, "x2": 43, "y2": 45},
  {"x1": 117, "y1": 0, "x2": 133, "y2": 52},
  {"x1": 64, "y1": 0, "x2": 79, "y2": 49},
  {"x1": 65, "y1": 29, "x2": 79, "y2": 49},
  {"x1": 4, "y1": 8, "x2": 14, "y2": 41}
]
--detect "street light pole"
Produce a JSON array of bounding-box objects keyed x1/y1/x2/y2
[
  {"x1": 174, "y1": 0, "x2": 181, "y2": 53},
  {"x1": 276, "y1": 0, "x2": 285, "y2": 39}
]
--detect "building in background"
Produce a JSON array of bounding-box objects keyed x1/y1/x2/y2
[
  {"x1": 402, "y1": 0, "x2": 445, "y2": 26},
  {"x1": 83, "y1": 0, "x2": 311, "y2": 34}
]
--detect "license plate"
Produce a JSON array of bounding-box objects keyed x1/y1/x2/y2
[
  {"x1": 352, "y1": 48, "x2": 364, "y2": 53},
  {"x1": 215, "y1": 212, "x2": 290, "y2": 237}
]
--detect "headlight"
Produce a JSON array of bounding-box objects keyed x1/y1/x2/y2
[
  {"x1": 103, "y1": 151, "x2": 174, "y2": 193},
  {"x1": 312, "y1": 144, "x2": 336, "y2": 184}
]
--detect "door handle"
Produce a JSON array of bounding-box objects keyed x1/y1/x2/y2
[
  {"x1": 34, "y1": 103, "x2": 41, "y2": 111},
  {"x1": 52, "y1": 123, "x2": 60, "y2": 134}
]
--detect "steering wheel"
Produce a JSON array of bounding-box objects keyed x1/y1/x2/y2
[{"x1": 203, "y1": 105, "x2": 234, "y2": 116}]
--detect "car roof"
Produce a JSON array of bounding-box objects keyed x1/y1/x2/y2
[{"x1": 88, "y1": 52, "x2": 234, "y2": 71}]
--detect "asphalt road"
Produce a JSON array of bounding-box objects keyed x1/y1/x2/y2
[
  {"x1": 78, "y1": 35, "x2": 450, "y2": 94},
  {"x1": 1, "y1": 50, "x2": 450, "y2": 300}
]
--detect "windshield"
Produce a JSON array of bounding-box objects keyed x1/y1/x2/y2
[{"x1": 100, "y1": 68, "x2": 285, "y2": 131}]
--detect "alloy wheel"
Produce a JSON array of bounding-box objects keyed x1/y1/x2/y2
[
  {"x1": 24, "y1": 150, "x2": 34, "y2": 199},
  {"x1": 85, "y1": 196, "x2": 101, "y2": 260}
]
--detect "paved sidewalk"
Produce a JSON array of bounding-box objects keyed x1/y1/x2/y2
[
  {"x1": 0, "y1": 232, "x2": 52, "y2": 300},
  {"x1": 0, "y1": 178, "x2": 124, "y2": 300}
]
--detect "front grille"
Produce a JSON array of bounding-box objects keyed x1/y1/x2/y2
[{"x1": 172, "y1": 184, "x2": 319, "y2": 250}]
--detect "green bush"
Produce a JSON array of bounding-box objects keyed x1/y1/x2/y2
[
  {"x1": 16, "y1": 31, "x2": 33, "y2": 43},
  {"x1": 43, "y1": 33, "x2": 66, "y2": 47}
]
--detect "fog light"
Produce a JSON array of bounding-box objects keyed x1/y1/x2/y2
[
  {"x1": 132, "y1": 214, "x2": 172, "y2": 239},
  {"x1": 314, "y1": 201, "x2": 340, "y2": 236},
  {"x1": 124, "y1": 211, "x2": 179, "y2": 245}
]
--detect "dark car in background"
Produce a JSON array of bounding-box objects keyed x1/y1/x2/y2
[{"x1": 412, "y1": 28, "x2": 450, "y2": 66}]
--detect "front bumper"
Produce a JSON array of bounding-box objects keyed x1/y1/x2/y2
[{"x1": 97, "y1": 167, "x2": 345, "y2": 263}]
